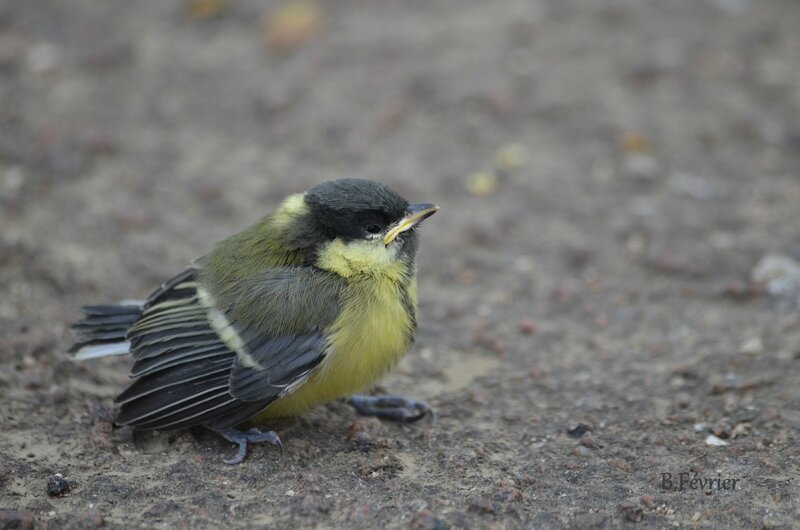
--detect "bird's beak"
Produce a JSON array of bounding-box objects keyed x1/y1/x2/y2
[{"x1": 384, "y1": 203, "x2": 439, "y2": 245}]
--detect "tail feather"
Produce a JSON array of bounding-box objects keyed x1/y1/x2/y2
[
  {"x1": 70, "y1": 304, "x2": 143, "y2": 359},
  {"x1": 72, "y1": 341, "x2": 132, "y2": 360}
]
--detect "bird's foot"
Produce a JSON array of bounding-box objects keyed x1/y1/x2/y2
[
  {"x1": 218, "y1": 427, "x2": 282, "y2": 465},
  {"x1": 347, "y1": 395, "x2": 435, "y2": 422}
]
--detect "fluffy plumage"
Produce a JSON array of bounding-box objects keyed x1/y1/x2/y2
[{"x1": 70, "y1": 179, "x2": 436, "y2": 438}]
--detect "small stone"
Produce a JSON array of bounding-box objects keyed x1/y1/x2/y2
[
  {"x1": 751, "y1": 254, "x2": 800, "y2": 303},
  {"x1": 46, "y1": 473, "x2": 70, "y2": 497},
  {"x1": 641, "y1": 495, "x2": 656, "y2": 509},
  {"x1": 566, "y1": 423, "x2": 592, "y2": 438},
  {"x1": 705, "y1": 434, "x2": 729, "y2": 447}
]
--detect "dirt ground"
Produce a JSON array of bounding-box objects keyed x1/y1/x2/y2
[{"x1": 2, "y1": 0, "x2": 800, "y2": 528}]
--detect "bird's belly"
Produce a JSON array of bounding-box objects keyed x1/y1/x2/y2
[{"x1": 252, "y1": 276, "x2": 416, "y2": 421}]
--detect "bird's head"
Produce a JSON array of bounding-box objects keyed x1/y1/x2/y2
[{"x1": 275, "y1": 179, "x2": 438, "y2": 277}]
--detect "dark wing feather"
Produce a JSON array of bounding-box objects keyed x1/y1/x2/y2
[
  {"x1": 114, "y1": 265, "x2": 345, "y2": 431},
  {"x1": 228, "y1": 330, "x2": 328, "y2": 402},
  {"x1": 116, "y1": 356, "x2": 232, "y2": 404}
]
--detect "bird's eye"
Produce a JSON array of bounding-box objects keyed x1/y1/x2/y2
[{"x1": 364, "y1": 224, "x2": 383, "y2": 235}]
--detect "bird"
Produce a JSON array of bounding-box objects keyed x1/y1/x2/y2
[{"x1": 69, "y1": 178, "x2": 439, "y2": 464}]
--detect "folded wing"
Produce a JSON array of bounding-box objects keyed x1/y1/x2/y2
[{"x1": 114, "y1": 265, "x2": 345, "y2": 431}]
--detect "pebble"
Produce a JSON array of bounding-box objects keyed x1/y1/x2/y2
[
  {"x1": 704, "y1": 434, "x2": 729, "y2": 447},
  {"x1": 567, "y1": 423, "x2": 592, "y2": 438},
  {"x1": 751, "y1": 254, "x2": 800, "y2": 306},
  {"x1": 46, "y1": 473, "x2": 70, "y2": 497}
]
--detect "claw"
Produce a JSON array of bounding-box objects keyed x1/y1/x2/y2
[
  {"x1": 218, "y1": 427, "x2": 282, "y2": 465},
  {"x1": 347, "y1": 395, "x2": 435, "y2": 423}
]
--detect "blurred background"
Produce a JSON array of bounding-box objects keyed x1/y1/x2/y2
[{"x1": 2, "y1": 0, "x2": 799, "y2": 528}]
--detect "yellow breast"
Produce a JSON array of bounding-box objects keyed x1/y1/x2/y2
[{"x1": 253, "y1": 248, "x2": 417, "y2": 421}]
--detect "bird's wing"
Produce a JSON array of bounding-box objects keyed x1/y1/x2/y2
[{"x1": 114, "y1": 265, "x2": 345, "y2": 431}]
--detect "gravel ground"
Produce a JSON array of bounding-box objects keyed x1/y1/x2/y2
[{"x1": 2, "y1": 0, "x2": 800, "y2": 528}]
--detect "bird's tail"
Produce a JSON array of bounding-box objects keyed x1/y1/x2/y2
[{"x1": 69, "y1": 303, "x2": 143, "y2": 360}]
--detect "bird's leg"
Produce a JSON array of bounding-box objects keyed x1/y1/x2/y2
[
  {"x1": 347, "y1": 395, "x2": 435, "y2": 422},
  {"x1": 217, "y1": 427, "x2": 283, "y2": 465}
]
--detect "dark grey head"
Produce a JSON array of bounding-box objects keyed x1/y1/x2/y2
[
  {"x1": 305, "y1": 179, "x2": 410, "y2": 241},
  {"x1": 273, "y1": 179, "x2": 438, "y2": 269}
]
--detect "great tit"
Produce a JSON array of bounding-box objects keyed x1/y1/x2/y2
[{"x1": 70, "y1": 179, "x2": 438, "y2": 464}]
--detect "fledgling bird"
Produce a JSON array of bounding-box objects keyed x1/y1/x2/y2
[{"x1": 70, "y1": 179, "x2": 438, "y2": 464}]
